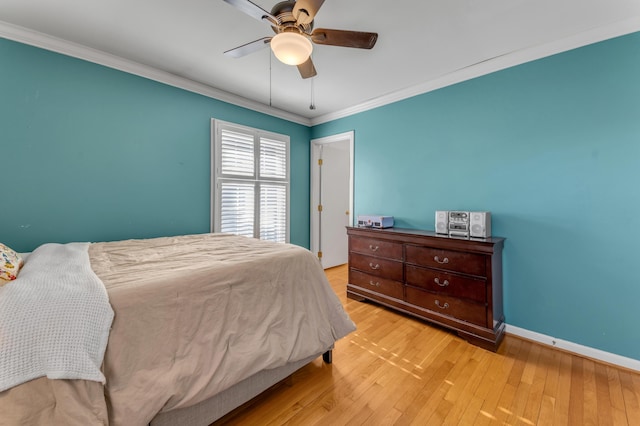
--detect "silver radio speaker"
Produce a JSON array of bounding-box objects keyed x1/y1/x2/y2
[
  {"x1": 470, "y1": 211, "x2": 491, "y2": 238},
  {"x1": 435, "y1": 211, "x2": 449, "y2": 234}
]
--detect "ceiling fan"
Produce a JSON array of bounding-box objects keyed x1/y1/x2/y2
[{"x1": 222, "y1": 0, "x2": 378, "y2": 79}]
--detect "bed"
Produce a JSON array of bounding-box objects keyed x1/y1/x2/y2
[{"x1": 0, "y1": 233, "x2": 355, "y2": 425}]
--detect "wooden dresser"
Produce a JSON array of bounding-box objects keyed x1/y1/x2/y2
[{"x1": 347, "y1": 227, "x2": 505, "y2": 351}]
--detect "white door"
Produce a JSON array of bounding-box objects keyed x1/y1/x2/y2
[{"x1": 310, "y1": 131, "x2": 354, "y2": 269}]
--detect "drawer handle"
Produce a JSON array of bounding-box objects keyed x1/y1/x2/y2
[
  {"x1": 368, "y1": 244, "x2": 379, "y2": 252},
  {"x1": 435, "y1": 300, "x2": 450, "y2": 309},
  {"x1": 434, "y1": 278, "x2": 449, "y2": 287},
  {"x1": 369, "y1": 280, "x2": 380, "y2": 287},
  {"x1": 434, "y1": 256, "x2": 449, "y2": 264},
  {"x1": 369, "y1": 263, "x2": 380, "y2": 270}
]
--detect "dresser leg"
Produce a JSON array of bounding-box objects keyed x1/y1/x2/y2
[
  {"x1": 346, "y1": 290, "x2": 366, "y2": 302},
  {"x1": 457, "y1": 328, "x2": 505, "y2": 352}
]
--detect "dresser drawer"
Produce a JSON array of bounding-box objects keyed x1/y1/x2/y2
[
  {"x1": 349, "y1": 253, "x2": 403, "y2": 281},
  {"x1": 405, "y1": 265, "x2": 486, "y2": 303},
  {"x1": 405, "y1": 245, "x2": 486, "y2": 277},
  {"x1": 349, "y1": 269, "x2": 404, "y2": 300},
  {"x1": 405, "y1": 287, "x2": 487, "y2": 327},
  {"x1": 350, "y1": 236, "x2": 403, "y2": 260}
]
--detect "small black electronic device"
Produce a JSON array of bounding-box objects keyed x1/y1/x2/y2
[{"x1": 356, "y1": 215, "x2": 394, "y2": 229}]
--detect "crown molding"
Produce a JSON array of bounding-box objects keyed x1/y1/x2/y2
[
  {"x1": 310, "y1": 16, "x2": 640, "y2": 126},
  {"x1": 0, "y1": 20, "x2": 312, "y2": 127},
  {"x1": 2, "y1": 17, "x2": 639, "y2": 128}
]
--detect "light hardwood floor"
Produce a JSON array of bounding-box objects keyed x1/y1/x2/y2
[{"x1": 215, "y1": 264, "x2": 640, "y2": 425}]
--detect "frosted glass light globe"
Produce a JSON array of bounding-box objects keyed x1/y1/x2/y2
[{"x1": 270, "y1": 32, "x2": 313, "y2": 66}]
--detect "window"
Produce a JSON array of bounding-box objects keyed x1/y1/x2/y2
[{"x1": 211, "y1": 119, "x2": 290, "y2": 243}]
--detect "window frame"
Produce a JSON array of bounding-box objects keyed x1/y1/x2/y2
[{"x1": 210, "y1": 119, "x2": 290, "y2": 243}]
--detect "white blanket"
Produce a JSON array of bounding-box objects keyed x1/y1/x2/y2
[{"x1": 0, "y1": 243, "x2": 114, "y2": 392}]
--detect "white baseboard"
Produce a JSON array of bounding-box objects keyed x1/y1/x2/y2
[{"x1": 506, "y1": 324, "x2": 640, "y2": 372}]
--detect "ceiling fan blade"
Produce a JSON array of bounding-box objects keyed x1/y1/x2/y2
[
  {"x1": 310, "y1": 28, "x2": 378, "y2": 49},
  {"x1": 224, "y1": 37, "x2": 271, "y2": 58},
  {"x1": 297, "y1": 57, "x2": 317, "y2": 79},
  {"x1": 222, "y1": 0, "x2": 278, "y2": 25},
  {"x1": 293, "y1": 0, "x2": 325, "y2": 25}
]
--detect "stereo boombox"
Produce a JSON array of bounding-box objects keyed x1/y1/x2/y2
[{"x1": 435, "y1": 211, "x2": 491, "y2": 238}]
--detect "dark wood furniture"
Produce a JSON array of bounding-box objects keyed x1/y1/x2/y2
[{"x1": 347, "y1": 227, "x2": 505, "y2": 351}]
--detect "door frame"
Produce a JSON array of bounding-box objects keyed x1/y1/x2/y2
[{"x1": 310, "y1": 131, "x2": 354, "y2": 262}]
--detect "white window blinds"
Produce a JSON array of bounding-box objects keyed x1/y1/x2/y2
[
  {"x1": 212, "y1": 120, "x2": 290, "y2": 243},
  {"x1": 260, "y1": 183, "x2": 287, "y2": 242},
  {"x1": 220, "y1": 181, "x2": 255, "y2": 238},
  {"x1": 260, "y1": 138, "x2": 287, "y2": 179},
  {"x1": 220, "y1": 130, "x2": 254, "y2": 177}
]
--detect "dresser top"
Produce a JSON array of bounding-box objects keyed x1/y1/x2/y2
[{"x1": 346, "y1": 226, "x2": 505, "y2": 253}]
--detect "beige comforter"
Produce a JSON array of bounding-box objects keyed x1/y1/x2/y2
[{"x1": 0, "y1": 233, "x2": 355, "y2": 426}]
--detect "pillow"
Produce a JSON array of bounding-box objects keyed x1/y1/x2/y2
[{"x1": 1, "y1": 242, "x2": 23, "y2": 285}]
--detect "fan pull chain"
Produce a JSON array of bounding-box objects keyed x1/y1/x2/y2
[
  {"x1": 309, "y1": 74, "x2": 316, "y2": 110},
  {"x1": 269, "y1": 51, "x2": 273, "y2": 107}
]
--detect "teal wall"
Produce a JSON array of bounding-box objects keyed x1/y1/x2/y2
[
  {"x1": 312, "y1": 32, "x2": 640, "y2": 360},
  {"x1": 0, "y1": 38, "x2": 311, "y2": 252},
  {"x1": 3, "y1": 31, "x2": 640, "y2": 361}
]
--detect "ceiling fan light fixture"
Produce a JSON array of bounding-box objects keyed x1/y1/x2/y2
[{"x1": 270, "y1": 32, "x2": 313, "y2": 66}]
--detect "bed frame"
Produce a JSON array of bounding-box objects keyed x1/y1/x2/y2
[{"x1": 150, "y1": 349, "x2": 332, "y2": 426}]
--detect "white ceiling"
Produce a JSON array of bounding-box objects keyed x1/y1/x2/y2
[{"x1": 1, "y1": 0, "x2": 639, "y2": 125}]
